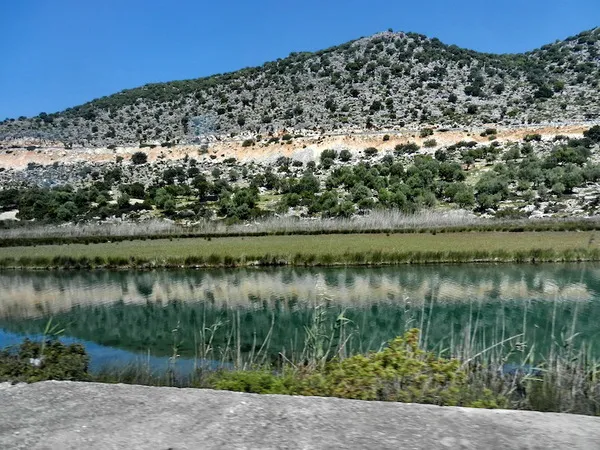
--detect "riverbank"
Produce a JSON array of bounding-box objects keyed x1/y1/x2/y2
[
  {"x1": 1, "y1": 231, "x2": 600, "y2": 269},
  {"x1": 2, "y1": 327, "x2": 599, "y2": 416}
]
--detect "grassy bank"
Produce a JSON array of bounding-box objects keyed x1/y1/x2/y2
[{"x1": 1, "y1": 231, "x2": 600, "y2": 268}]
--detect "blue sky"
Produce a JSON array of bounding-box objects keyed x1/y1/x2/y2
[{"x1": 1, "y1": 0, "x2": 597, "y2": 119}]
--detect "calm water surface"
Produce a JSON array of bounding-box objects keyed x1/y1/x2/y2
[{"x1": 1, "y1": 264, "x2": 599, "y2": 368}]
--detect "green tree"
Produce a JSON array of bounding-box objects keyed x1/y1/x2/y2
[
  {"x1": 56, "y1": 201, "x2": 78, "y2": 222},
  {"x1": 131, "y1": 152, "x2": 148, "y2": 165},
  {"x1": 583, "y1": 125, "x2": 600, "y2": 143},
  {"x1": 453, "y1": 186, "x2": 475, "y2": 208},
  {"x1": 117, "y1": 193, "x2": 130, "y2": 210},
  {"x1": 339, "y1": 149, "x2": 352, "y2": 162},
  {"x1": 364, "y1": 147, "x2": 378, "y2": 157},
  {"x1": 419, "y1": 128, "x2": 434, "y2": 138},
  {"x1": 320, "y1": 149, "x2": 338, "y2": 162},
  {"x1": 394, "y1": 143, "x2": 419, "y2": 155}
]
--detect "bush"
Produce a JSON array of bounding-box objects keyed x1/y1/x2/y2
[
  {"x1": 523, "y1": 133, "x2": 542, "y2": 142},
  {"x1": 453, "y1": 187, "x2": 475, "y2": 207},
  {"x1": 209, "y1": 329, "x2": 503, "y2": 408},
  {"x1": 383, "y1": 134, "x2": 390, "y2": 141},
  {"x1": 364, "y1": 147, "x2": 378, "y2": 157},
  {"x1": 394, "y1": 143, "x2": 420, "y2": 154},
  {"x1": 423, "y1": 139, "x2": 437, "y2": 148},
  {"x1": 0, "y1": 339, "x2": 89, "y2": 383},
  {"x1": 320, "y1": 149, "x2": 338, "y2": 162},
  {"x1": 131, "y1": 152, "x2": 148, "y2": 165},
  {"x1": 339, "y1": 149, "x2": 352, "y2": 162},
  {"x1": 551, "y1": 182, "x2": 566, "y2": 196},
  {"x1": 242, "y1": 139, "x2": 255, "y2": 147},
  {"x1": 211, "y1": 370, "x2": 297, "y2": 395},
  {"x1": 534, "y1": 85, "x2": 554, "y2": 99},
  {"x1": 434, "y1": 149, "x2": 448, "y2": 161},
  {"x1": 419, "y1": 128, "x2": 434, "y2": 138},
  {"x1": 321, "y1": 158, "x2": 334, "y2": 169},
  {"x1": 583, "y1": 125, "x2": 600, "y2": 143}
]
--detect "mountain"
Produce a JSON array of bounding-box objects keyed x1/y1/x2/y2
[{"x1": 1, "y1": 27, "x2": 599, "y2": 146}]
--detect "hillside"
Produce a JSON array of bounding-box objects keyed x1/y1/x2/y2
[{"x1": 0, "y1": 27, "x2": 599, "y2": 146}]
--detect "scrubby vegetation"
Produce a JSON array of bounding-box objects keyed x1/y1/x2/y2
[
  {"x1": 1, "y1": 126, "x2": 600, "y2": 226},
  {"x1": 0, "y1": 339, "x2": 89, "y2": 383},
  {"x1": 2, "y1": 326, "x2": 598, "y2": 415},
  {"x1": 1, "y1": 28, "x2": 599, "y2": 145},
  {"x1": 208, "y1": 329, "x2": 501, "y2": 407}
]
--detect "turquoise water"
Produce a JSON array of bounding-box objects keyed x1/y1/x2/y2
[{"x1": 1, "y1": 264, "x2": 599, "y2": 366}]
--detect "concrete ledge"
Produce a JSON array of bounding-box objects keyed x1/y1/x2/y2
[{"x1": 1, "y1": 381, "x2": 599, "y2": 449}]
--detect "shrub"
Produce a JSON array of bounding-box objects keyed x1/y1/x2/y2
[
  {"x1": 310, "y1": 329, "x2": 469, "y2": 404},
  {"x1": 551, "y1": 182, "x2": 565, "y2": 196},
  {"x1": 339, "y1": 149, "x2": 352, "y2": 162},
  {"x1": 419, "y1": 128, "x2": 434, "y2": 138},
  {"x1": 383, "y1": 134, "x2": 390, "y2": 141},
  {"x1": 583, "y1": 125, "x2": 600, "y2": 143},
  {"x1": 523, "y1": 133, "x2": 542, "y2": 142},
  {"x1": 434, "y1": 149, "x2": 448, "y2": 161},
  {"x1": 208, "y1": 329, "x2": 503, "y2": 408},
  {"x1": 423, "y1": 139, "x2": 437, "y2": 148},
  {"x1": 394, "y1": 143, "x2": 420, "y2": 154},
  {"x1": 453, "y1": 187, "x2": 475, "y2": 207},
  {"x1": 0, "y1": 339, "x2": 89, "y2": 383},
  {"x1": 320, "y1": 158, "x2": 334, "y2": 169},
  {"x1": 211, "y1": 370, "x2": 297, "y2": 394},
  {"x1": 364, "y1": 147, "x2": 378, "y2": 157},
  {"x1": 534, "y1": 85, "x2": 554, "y2": 99},
  {"x1": 320, "y1": 149, "x2": 338, "y2": 162},
  {"x1": 131, "y1": 152, "x2": 148, "y2": 165},
  {"x1": 242, "y1": 139, "x2": 255, "y2": 147}
]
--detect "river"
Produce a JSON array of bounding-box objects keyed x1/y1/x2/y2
[{"x1": 1, "y1": 264, "x2": 598, "y2": 369}]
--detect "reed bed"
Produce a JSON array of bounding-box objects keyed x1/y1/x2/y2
[
  {"x1": 3, "y1": 211, "x2": 600, "y2": 247},
  {"x1": 1, "y1": 247, "x2": 599, "y2": 270},
  {"x1": 88, "y1": 303, "x2": 600, "y2": 415},
  {"x1": 3, "y1": 294, "x2": 599, "y2": 415}
]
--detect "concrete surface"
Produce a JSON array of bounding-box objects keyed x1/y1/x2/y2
[{"x1": 1, "y1": 381, "x2": 600, "y2": 450}]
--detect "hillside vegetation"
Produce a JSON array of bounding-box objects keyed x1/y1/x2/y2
[{"x1": 1, "y1": 28, "x2": 599, "y2": 146}]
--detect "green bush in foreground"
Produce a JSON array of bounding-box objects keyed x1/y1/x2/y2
[
  {"x1": 0, "y1": 339, "x2": 89, "y2": 383},
  {"x1": 2, "y1": 330, "x2": 598, "y2": 415},
  {"x1": 211, "y1": 329, "x2": 505, "y2": 408}
]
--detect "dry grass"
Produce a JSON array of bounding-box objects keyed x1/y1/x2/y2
[{"x1": 0, "y1": 210, "x2": 483, "y2": 240}]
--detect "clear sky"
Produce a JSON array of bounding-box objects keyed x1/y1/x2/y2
[{"x1": 1, "y1": 0, "x2": 597, "y2": 119}]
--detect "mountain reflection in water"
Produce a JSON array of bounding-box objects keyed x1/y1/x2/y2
[{"x1": 1, "y1": 264, "x2": 598, "y2": 362}]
